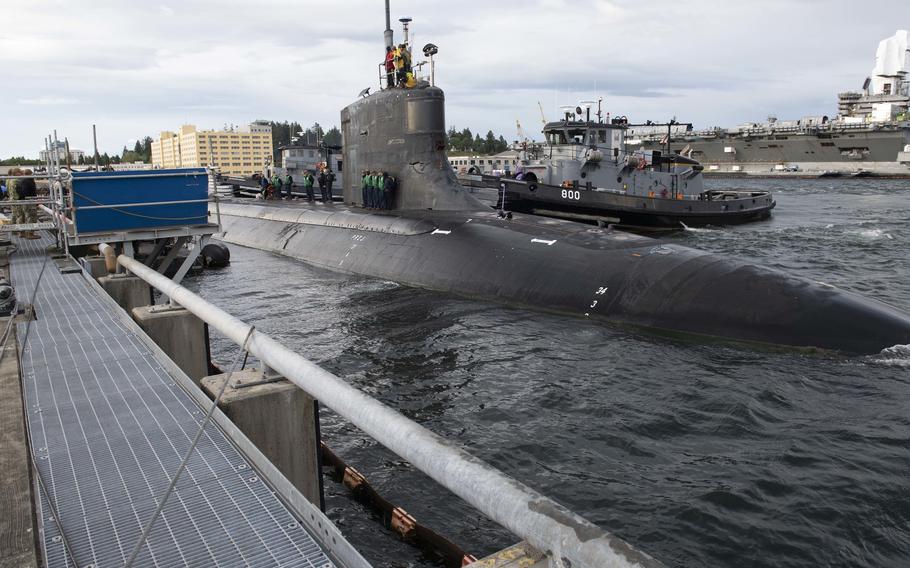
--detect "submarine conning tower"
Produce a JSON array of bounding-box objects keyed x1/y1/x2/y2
[
  {"x1": 341, "y1": 85, "x2": 484, "y2": 211},
  {"x1": 340, "y1": 17, "x2": 484, "y2": 211}
]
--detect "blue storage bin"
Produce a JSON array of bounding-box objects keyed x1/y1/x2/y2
[{"x1": 71, "y1": 168, "x2": 209, "y2": 233}]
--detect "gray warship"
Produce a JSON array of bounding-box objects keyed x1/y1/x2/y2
[
  {"x1": 627, "y1": 30, "x2": 910, "y2": 177},
  {"x1": 480, "y1": 106, "x2": 774, "y2": 227},
  {"x1": 213, "y1": 8, "x2": 910, "y2": 355}
]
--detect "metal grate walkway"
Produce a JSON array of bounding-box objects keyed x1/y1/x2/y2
[{"x1": 12, "y1": 236, "x2": 336, "y2": 567}]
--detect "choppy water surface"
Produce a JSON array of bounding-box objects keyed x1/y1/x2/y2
[{"x1": 184, "y1": 178, "x2": 910, "y2": 568}]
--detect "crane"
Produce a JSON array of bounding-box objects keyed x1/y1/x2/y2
[
  {"x1": 537, "y1": 101, "x2": 548, "y2": 126},
  {"x1": 516, "y1": 119, "x2": 528, "y2": 144}
]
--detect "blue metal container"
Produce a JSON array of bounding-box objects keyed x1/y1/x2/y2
[{"x1": 71, "y1": 168, "x2": 209, "y2": 233}]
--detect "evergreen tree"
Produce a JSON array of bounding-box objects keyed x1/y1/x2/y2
[
  {"x1": 483, "y1": 130, "x2": 497, "y2": 154},
  {"x1": 323, "y1": 126, "x2": 342, "y2": 147},
  {"x1": 141, "y1": 136, "x2": 153, "y2": 162}
]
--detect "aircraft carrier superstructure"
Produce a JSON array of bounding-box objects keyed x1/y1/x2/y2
[{"x1": 627, "y1": 30, "x2": 910, "y2": 176}]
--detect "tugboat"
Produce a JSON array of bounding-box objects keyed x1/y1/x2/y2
[{"x1": 486, "y1": 103, "x2": 775, "y2": 228}]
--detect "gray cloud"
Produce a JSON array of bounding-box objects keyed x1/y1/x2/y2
[{"x1": 1, "y1": 0, "x2": 907, "y2": 156}]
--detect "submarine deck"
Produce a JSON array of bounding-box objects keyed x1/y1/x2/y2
[
  {"x1": 9, "y1": 235, "x2": 338, "y2": 567},
  {"x1": 216, "y1": 198, "x2": 657, "y2": 252}
]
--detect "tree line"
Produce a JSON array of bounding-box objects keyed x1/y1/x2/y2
[
  {"x1": 2, "y1": 122, "x2": 511, "y2": 167},
  {"x1": 266, "y1": 121, "x2": 342, "y2": 163},
  {"x1": 446, "y1": 127, "x2": 510, "y2": 155}
]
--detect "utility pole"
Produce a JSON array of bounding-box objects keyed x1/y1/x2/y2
[{"x1": 93, "y1": 124, "x2": 100, "y2": 171}]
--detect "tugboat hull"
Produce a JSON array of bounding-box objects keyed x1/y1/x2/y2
[{"x1": 489, "y1": 179, "x2": 776, "y2": 227}]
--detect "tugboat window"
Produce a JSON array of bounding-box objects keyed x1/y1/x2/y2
[
  {"x1": 598, "y1": 130, "x2": 607, "y2": 143},
  {"x1": 567, "y1": 129, "x2": 585, "y2": 143}
]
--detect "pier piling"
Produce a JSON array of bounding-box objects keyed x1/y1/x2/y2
[
  {"x1": 132, "y1": 304, "x2": 208, "y2": 383},
  {"x1": 78, "y1": 255, "x2": 108, "y2": 279},
  {"x1": 201, "y1": 369, "x2": 323, "y2": 507},
  {"x1": 97, "y1": 274, "x2": 151, "y2": 312}
]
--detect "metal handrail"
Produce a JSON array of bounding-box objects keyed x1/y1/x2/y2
[{"x1": 105, "y1": 249, "x2": 663, "y2": 568}]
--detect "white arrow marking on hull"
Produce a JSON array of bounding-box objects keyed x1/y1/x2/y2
[
  {"x1": 531, "y1": 238, "x2": 557, "y2": 246},
  {"x1": 432, "y1": 229, "x2": 451, "y2": 235}
]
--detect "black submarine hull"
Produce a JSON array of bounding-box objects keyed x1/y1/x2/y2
[
  {"x1": 210, "y1": 84, "x2": 910, "y2": 354},
  {"x1": 216, "y1": 202, "x2": 910, "y2": 354}
]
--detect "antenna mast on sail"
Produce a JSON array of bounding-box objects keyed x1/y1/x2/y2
[{"x1": 384, "y1": 0, "x2": 394, "y2": 48}]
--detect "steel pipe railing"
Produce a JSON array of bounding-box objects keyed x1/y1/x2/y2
[{"x1": 103, "y1": 246, "x2": 662, "y2": 568}]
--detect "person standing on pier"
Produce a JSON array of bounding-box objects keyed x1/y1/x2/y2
[
  {"x1": 285, "y1": 173, "x2": 294, "y2": 199},
  {"x1": 303, "y1": 170, "x2": 315, "y2": 202},
  {"x1": 361, "y1": 171, "x2": 370, "y2": 207},
  {"x1": 10, "y1": 169, "x2": 39, "y2": 238}
]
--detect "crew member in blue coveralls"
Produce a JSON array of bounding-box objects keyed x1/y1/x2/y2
[
  {"x1": 370, "y1": 171, "x2": 380, "y2": 208},
  {"x1": 382, "y1": 173, "x2": 395, "y2": 209}
]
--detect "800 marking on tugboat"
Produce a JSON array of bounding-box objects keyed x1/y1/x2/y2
[{"x1": 561, "y1": 189, "x2": 581, "y2": 200}]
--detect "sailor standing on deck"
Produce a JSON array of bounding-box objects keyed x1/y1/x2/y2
[
  {"x1": 285, "y1": 173, "x2": 293, "y2": 199},
  {"x1": 382, "y1": 172, "x2": 395, "y2": 210},
  {"x1": 271, "y1": 173, "x2": 283, "y2": 198},
  {"x1": 370, "y1": 171, "x2": 379, "y2": 208},
  {"x1": 317, "y1": 169, "x2": 327, "y2": 202},
  {"x1": 361, "y1": 171, "x2": 369, "y2": 207},
  {"x1": 374, "y1": 173, "x2": 383, "y2": 209},
  {"x1": 324, "y1": 169, "x2": 335, "y2": 203},
  {"x1": 384, "y1": 46, "x2": 395, "y2": 88},
  {"x1": 303, "y1": 170, "x2": 315, "y2": 202},
  {"x1": 393, "y1": 44, "x2": 405, "y2": 86}
]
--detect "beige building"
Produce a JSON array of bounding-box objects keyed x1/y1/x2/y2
[{"x1": 151, "y1": 121, "x2": 273, "y2": 176}]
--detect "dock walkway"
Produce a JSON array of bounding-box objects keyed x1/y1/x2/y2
[{"x1": 11, "y1": 236, "x2": 335, "y2": 567}]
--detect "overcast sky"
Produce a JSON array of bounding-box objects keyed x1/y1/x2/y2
[{"x1": 1, "y1": 0, "x2": 907, "y2": 157}]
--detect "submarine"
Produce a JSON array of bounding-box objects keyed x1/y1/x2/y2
[{"x1": 214, "y1": 8, "x2": 910, "y2": 355}]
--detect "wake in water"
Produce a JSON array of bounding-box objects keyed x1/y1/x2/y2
[
  {"x1": 853, "y1": 228, "x2": 895, "y2": 240},
  {"x1": 679, "y1": 221, "x2": 721, "y2": 233},
  {"x1": 869, "y1": 344, "x2": 910, "y2": 368}
]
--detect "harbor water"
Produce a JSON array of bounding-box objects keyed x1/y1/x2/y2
[{"x1": 184, "y1": 178, "x2": 910, "y2": 568}]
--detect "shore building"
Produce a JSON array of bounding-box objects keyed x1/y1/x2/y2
[
  {"x1": 151, "y1": 121, "x2": 273, "y2": 176},
  {"x1": 449, "y1": 149, "x2": 520, "y2": 175},
  {"x1": 39, "y1": 140, "x2": 85, "y2": 164}
]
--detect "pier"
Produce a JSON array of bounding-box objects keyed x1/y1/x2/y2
[{"x1": 0, "y1": 152, "x2": 661, "y2": 567}]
